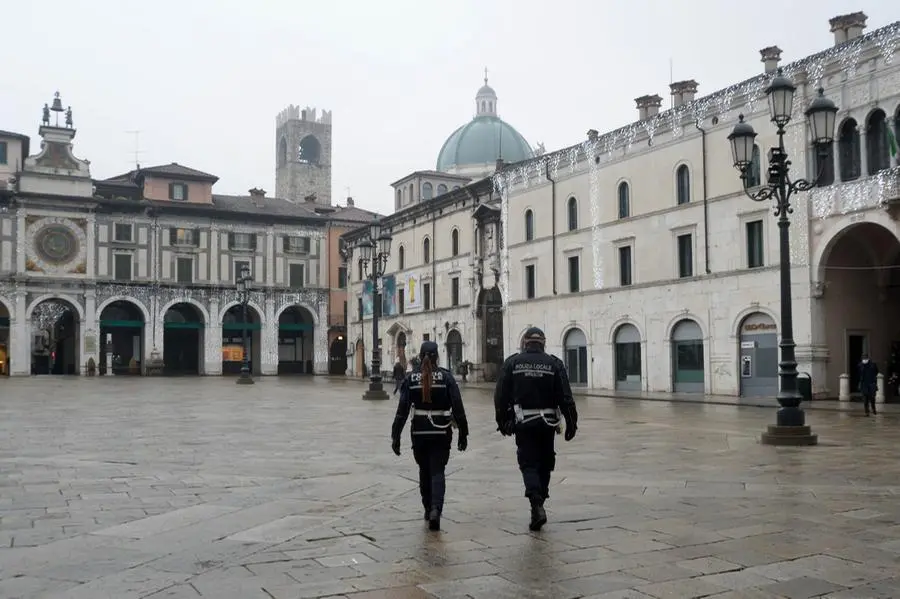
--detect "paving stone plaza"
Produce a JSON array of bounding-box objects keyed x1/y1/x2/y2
[{"x1": 1, "y1": 377, "x2": 899, "y2": 599}]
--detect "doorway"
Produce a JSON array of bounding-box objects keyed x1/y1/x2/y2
[{"x1": 847, "y1": 332, "x2": 868, "y2": 395}]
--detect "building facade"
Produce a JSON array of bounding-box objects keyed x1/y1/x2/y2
[
  {"x1": 346, "y1": 12, "x2": 900, "y2": 400},
  {"x1": 0, "y1": 98, "x2": 376, "y2": 376}
]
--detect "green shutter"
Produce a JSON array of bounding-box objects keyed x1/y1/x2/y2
[
  {"x1": 168, "y1": 182, "x2": 174, "y2": 199},
  {"x1": 251, "y1": 234, "x2": 258, "y2": 250},
  {"x1": 228, "y1": 232, "x2": 234, "y2": 249},
  {"x1": 169, "y1": 228, "x2": 176, "y2": 245}
]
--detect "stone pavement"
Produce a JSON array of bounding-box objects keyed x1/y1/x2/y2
[{"x1": 1, "y1": 376, "x2": 899, "y2": 599}]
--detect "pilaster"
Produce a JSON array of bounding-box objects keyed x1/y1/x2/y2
[
  {"x1": 261, "y1": 296, "x2": 278, "y2": 375},
  {"x1": 315, "y1": 299, "x2": 328, "y2": 374},
  {"x1": 204, "y1": 298, "x2": 222, "y2": 375},
  {"x1": 10, "y1": 291, "x2": 29, "y2": 376},
  {"x1": 81, "y1": 290, "x2": 98, "y2": 374}
]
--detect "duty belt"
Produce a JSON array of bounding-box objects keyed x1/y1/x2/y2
[
  {"x1": 514, "y1": 405, "x2": 562, "y2": 427},
  {"x1": 411, "y1": 408, "x2": 455, "y2": 430}
]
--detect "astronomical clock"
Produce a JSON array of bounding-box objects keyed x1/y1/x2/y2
[{"x1": 25, "y1": 216, "x2": 88, "y2": 275}]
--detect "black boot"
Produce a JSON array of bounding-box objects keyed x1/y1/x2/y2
[
  {"x1": 428, "y1": 508, "x2": 441, "y2": 531},
  {"x1": 528, "y1": 495, "x2": 547, "y2": 531}
]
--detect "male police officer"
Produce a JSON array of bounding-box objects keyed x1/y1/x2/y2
[
  {"x1": 392, "y1": 341, "x2": 469, "y2": 531},
  {"x1": 495, "y1": 327, "x2": 577, "y2": 531}
]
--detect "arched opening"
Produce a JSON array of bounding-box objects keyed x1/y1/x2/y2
[
  {"x1": 614, "y1": 324, "x2": 641, "y2": 391},
  {"x1": 437, "y1": 183, "x2": 448, "y2": 196},
  {"x1": 298, "y1": 135, "x2": 321, "y2": 165},
  {"x1": 423, "y1": 237, "x2": 431, "y2": 264},
  {"x1": 278, "y1": 305, "x2": 314, "y2": 374},
  {"x1": 0, "y1": 302, "x2": 10, "y2": 375},
  {"x1": 671, "y1": 319, "x2": 704, "y2": 393},
  {"x1": 222, "y1": 304, "x2": 262, "y2": 375},
  {"x1": 567, "y1": 197, "x2": 578, "y2": 231},
  {"x1": 163, "y1": 303, "x2": 204, "y2": 375},
  {"x1": 99, "y1": 300, "x2": 145, "y2": 375},
  {"x1": 395, "y1": 188, "x2": 402, "y2": 210},
  {"x1": 329, "y1": 336, "x2": 347, "y2": 375},
  {"x1": 355, "y1": 339, "x2": 366, "y2": 377},
  {"x1": 422, "y1": 182, "x2": 433, "y2": 200},
  {"x1": 398, "y1": 245, "x2": 405, "y2": 270},
  {"x1": 866, "y1": 109, "x2": 890, "y2": 175},
  {"x1": 744, "y1": 145, "x2": 762, "y2": 188},
  {"x1": 524, "y1": 209, "x2": 534, "y2": 241},
  {"x1": 675, "y1": 165, "x2": 691, "y2": 205},
  {"x1": 563, "y1": 328, "x2": 588, "y2": 386},
  {"x1": 278, "y1": 136, "x2": 288, "y2": 167},
  {"x1": 395, "y1": 331, "x2": 408, "y2": 367},
  {"x1": 446, "y1": 329, "x2": 462, "y2": 373},
  {"x1": 451, "y1": 229, "x2": 459, "y2": 257},
  {"x1": 30, "y1": 299, "x2": 80, "y2": 375},
  {"x1": 838, "y1": 118, "x2": 861, "y2": 181},
  {"x1": 738, "y1": 312, "x2": 778, "y2": 398},
  {"x1": 617, "y1": 182, "x2": 630, "y2": 218},
  {"x1": 821, "y1": 223, "x2": 900, "y2": 399},
  {"x1": 480, "y1": 287, "x2": 504, "y2": 381}
]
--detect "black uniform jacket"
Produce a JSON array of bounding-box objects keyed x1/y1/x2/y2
[
  {"x1": 392, "y1": 367, "x2": 470, "y2": 441},
  {"x1": 493, "y1": 348, "x2": 577, "y2": 430}
]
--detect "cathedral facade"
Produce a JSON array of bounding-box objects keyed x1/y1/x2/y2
[{"x1": 345, "y1": 13, "x2": 900, "y2": 400}]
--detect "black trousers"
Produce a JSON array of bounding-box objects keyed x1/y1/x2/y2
[
  {"x1": 515, "y1": 426, "x2": 556, "y2": 501},
  {"x1": 412, "y1": 434, "x2": 452, "y2": 513},
  {"x1": 863, "y1": 391, "x2": 876, "y2": 413}
]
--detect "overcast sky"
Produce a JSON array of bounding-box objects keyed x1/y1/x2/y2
[{"x1": 1, "y1": 0, "x2": 894, "y2": 215}]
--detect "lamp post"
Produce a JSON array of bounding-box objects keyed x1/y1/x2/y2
[
  {"x1": 358, "y1": 219, "x2": 393, "y2": 400},
  {"x1": 236, "y1": 263, "x2": 254, "y2": 385},
  {"x1": 727, "y1": 68, "x2": 838, "y2": 446}
]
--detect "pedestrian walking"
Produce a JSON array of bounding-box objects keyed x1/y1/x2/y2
[{"x1": 859, "y1": 354, "x2": 879, "y2": 416}]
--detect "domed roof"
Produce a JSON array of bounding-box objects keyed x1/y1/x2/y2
[
  {"x1": 477, "y1": 83, "x2": 496, "y2": 97},
  {"x1": 436, "y1": 116, "x2": 533, "y2": 172}
]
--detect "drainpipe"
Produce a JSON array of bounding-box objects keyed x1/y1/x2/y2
[
  {"x1": 545, "y1": 162, "x2": 558, "y2": 294},
  {"x1": 695, "y1": 121, "x2": 711, "y2": 274}
]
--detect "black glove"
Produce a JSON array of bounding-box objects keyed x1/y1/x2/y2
[
  {"x1": 562, "y1": 409, "x2": 577, "y2": 442},
  {"x1": 458, "y1": 436, "x2": 467, "y2": 452},
  {"x1": 391, "y1": 438, "x2": 401, "y2": 456},
  {"x1": 502, "y1": 419, "x2": 516, "y2": 436}
]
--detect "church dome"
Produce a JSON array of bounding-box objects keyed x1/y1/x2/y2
[{"x1": 436, "y1": 72, "x2": 533, "y2": 173}]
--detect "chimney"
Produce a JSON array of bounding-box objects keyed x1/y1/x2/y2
[
  {"x1": 248, "y1": 187, "x2": 265, "y2": 207},
  {"x1": 829, "y1": 12, "x2": 868, "y2": 46},
  {"x1": 635, "y1": 94, "x2": 663, "y2": 120},
  {"x1": 759, "y1": 46, "x2": 782, "y2": 74},
  {"x1": 670, "y1": 80, "x2": 699, "y2": 108},
  {"x1": 587, "y1": 129, "x2": 599, "y2": 142},
  {"x1": 346, "y1": 196, "x2": 354, "y2": 207}
]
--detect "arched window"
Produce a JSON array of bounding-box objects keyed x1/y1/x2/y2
[
  {"x1": 617, "y1": 182, "x2": 630, "y2": 219},
  {"x1": 278, "y1": 137, "x2": 288, "y2": 167},
  {"x1": 567, "y1": 197, "x2": 578, "y2": 231},
  {"x1": 422, "y1": 182, "x2": 433, "y2": 200},
  {"x1": 481, "y1": 101, "x2": 486, "y2": 112},
  {"x1": 744, "y1": 145, "x2": 762, "y2": 188},
  {"x1": 866, "y1": 109, "x2": 890, "y2": 175},
  {"x1": 395, "y1": 189, "x2": 402, "y2": 210},
  {"x1": 398, "y1": 245, "x2": 405, "y2": 270},
  {"x1": 437, "y1": 183, "x2": 448, "y2": 196},
  {"x1": 452, "y1": 185, "x2": 460, "y2": 191},
  {"x1": 676, "y1": 165, "x2": 690, "y2": 205},
  {"x1": 423, "y1": 237, "x2": 431, "y2": 264},
  {"x1": 451, "y1": 229, "x2": 459, "y2": 257},
  {"x1": 838, "y1": 118, "x2": 861, "y2": 181},
  {"x1": 524, "y1": 209, "x2": 534, "y2": 241}
]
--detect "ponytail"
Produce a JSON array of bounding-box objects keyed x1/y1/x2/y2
[{"x1": 421, "y1": 353, "x2": 435, "y2": 403}]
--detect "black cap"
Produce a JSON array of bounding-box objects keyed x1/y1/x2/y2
[
  {"x1": 523, "y1": 327, "x2": 546, "y2": 345},
  {"x1": 420, "y1": 341, "x2": 439, "y2": 355}
]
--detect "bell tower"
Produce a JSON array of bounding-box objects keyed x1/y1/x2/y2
[{"x1": 275, "y1": 105, "x2": 332, "y2": 205}]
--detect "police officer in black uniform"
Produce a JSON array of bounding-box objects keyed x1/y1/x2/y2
[
  {"x1": 495, "y1": 327, "x2": 577, "y2": 531},
  {"x1": 392, "y1": 341, "x2": 469, "y2": 531}
]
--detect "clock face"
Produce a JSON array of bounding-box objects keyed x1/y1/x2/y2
[{"x1": 26, "y1": 217, "x2": 87, "y2": 274}]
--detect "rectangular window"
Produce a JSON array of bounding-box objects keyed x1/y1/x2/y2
[
  {"x1": 423, "y1": 283, "x2": 432, "y2": 310},
  {"x1": 423, "y1": 333, "x2": 430, "y2": 342},
  {"x1": 113, "y1": 223, "x2": 133, "y2": 242},
  {"x1": 169, "y1": 183, "x2": 188, "y2": 201},
  {"x1": 746, "y1": 220, "x2": 764, "y2": 268},
  {"x1": 619, "y1": 245, "x2": 632, "y2": 286},
  {"x1": 451, "y1": 277, "x2": 460, "y2": 306},
  {"x1": 0, "y1": 141, "x2": 7, "y2": 165},
  {"x1": 113, "y1": 253, "x2": 132, "y2": 281},
  {"x1": 358, "y1": 297, "x2": 363, "y2": 320},
  {"x1": 230, "y1": 232, "x2": 256, "y2": 251},
  {"x1": 677, "y1": 234, "x2": 693, "y2": 278},
  {"x1": 568, "y1": 256, "x2": 580, "y2": 293},
  {"x1": 284, "y1": 236, "x2": 311, "y2": 254},
  {"x1": 398, "y1": 288, "x2": 405, "y2": 314},
  {"x1": 525, "y1": 264, "x2": 536, "y2": 299},
  {"x1": 337, "y1": 266, "x2": 347, "y2": 288},
  {"x1": 176, "y1": 257, "x2": 193, "y2": 283},
  {"x1": 234, "y1": 260, "x2": 250, "y2": 282},
  {"x1": 170, "y1": 228, "x2": 198, "y2": 246},
  {"x1": 289, "y1": 263, "x2": 305, "y2": 288}
]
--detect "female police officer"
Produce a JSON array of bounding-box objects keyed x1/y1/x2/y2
[{"x1": 391, "y1": 341, "x2": 469, "y2": 531}]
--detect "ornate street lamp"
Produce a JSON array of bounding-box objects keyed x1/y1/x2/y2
[
  {"x1": 727, "y1": 69, "x2": 838, "y2": 446},
  {"x1": 357, "y1": 219, "x2": 393, "y2": 400},
  {"x1": 236, "y1": 263, "x2": 254, "y2": 385}
]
